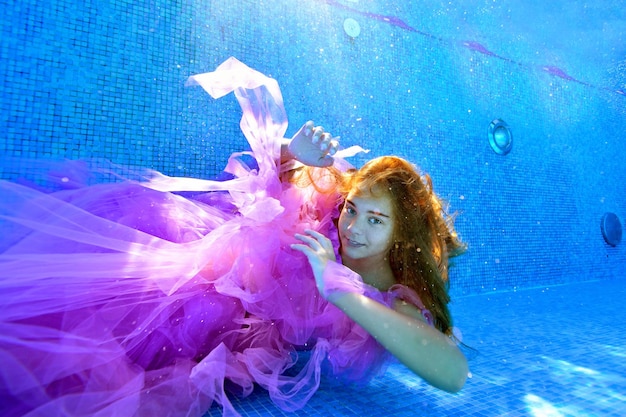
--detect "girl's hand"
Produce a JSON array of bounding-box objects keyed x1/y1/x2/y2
[
  {"x1": 291, "y1": 229, "x2": 337, "y2": 294},
  {"x1": 287, "y1": 121, "x2": 339, "y2": 167}
]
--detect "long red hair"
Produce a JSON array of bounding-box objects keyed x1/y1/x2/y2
[
  {"x1": 287, "y1": 156, "x2": 465, "y2": 335},
  {"x1": 339, "y1": 156, "x2": 465, "y2": 335}
]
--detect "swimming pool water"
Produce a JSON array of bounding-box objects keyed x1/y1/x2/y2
[
  {"x1": 1, "y1": 1, "x2": 625, "y2": 416},
  {"x1": 2, "y1": 0, "x2": 624, "y2": 297}
]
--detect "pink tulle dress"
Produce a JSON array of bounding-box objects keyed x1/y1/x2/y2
[{"x1": 0, "y1": 58, "x2": 427, "y2": 417}]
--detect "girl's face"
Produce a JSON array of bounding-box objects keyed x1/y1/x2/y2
[{"x1": 338, "y1": 188, "x2": 395, "y2": 267}]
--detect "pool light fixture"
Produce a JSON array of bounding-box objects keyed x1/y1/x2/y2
[
  {"x1": 601, "y1": 212, "x2": 622, "y2": 247},
  {"x1": 488, "y1": 119, "x2": 513, "y2": 155},
  {"x1": 343, "y1": 18, "x2": 361, "y2": 38}
]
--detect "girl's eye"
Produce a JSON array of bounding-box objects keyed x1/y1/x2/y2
[
  {"x1": 368, "y1": 217, "x2": 382, "y2": 225},
  {"x1": 346, "y1": 206, "x2": 356, "y2": 215}
]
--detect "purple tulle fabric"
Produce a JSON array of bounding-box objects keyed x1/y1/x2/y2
[
  {"x1": 320, "y1": 261, "x2": 368, "y2": 301},
  {"x1": 0, "y1": 57, "x2": 425, "y2": 417}
]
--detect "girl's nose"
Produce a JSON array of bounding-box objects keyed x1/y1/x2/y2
[{"x1": 346, "y1": 217, "x2": 360, "y2": 234}]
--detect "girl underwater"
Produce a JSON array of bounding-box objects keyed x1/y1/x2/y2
[{"x1": 0, "y1": 57, "x2": 467, "y2": 417}]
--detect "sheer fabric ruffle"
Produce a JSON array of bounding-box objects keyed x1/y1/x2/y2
[{"x1": 0, "y1": 57, "x2": 420, "y2": 417}]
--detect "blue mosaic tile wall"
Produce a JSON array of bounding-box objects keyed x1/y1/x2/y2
[{"x1": 1, "y1": 0, "x2": 624, "y2": 296}]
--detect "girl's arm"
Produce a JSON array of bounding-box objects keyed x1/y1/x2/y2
[
  {"x1": 331, "y1": 292, "x2": 468, "y2": 393},
  {"x1": 292, "y1": 229, "x2": 469, "y2": 393}
]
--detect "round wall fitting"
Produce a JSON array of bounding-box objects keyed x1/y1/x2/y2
[
  {"x1": 601, "y1": 212, "x2": 622, "y2": 247},
  {"x1": 343, "y1": 18, "x2": 361, "y2": 38},
  {"x1": 488, "y1": 119, "x2": 513, "y2": 155}
]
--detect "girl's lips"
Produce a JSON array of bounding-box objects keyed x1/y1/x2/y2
[{"x1": 345, "y1": 238, "x2": 364, "y2": 247}]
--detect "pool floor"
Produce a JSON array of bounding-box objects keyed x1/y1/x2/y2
[{"x1": 204, "y1": 279, "x2": 626, "y2": 416}]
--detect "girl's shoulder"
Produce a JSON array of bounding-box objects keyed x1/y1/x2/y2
[{"x1": 388, "y1": 284, "x2": 435, "y2": 326}]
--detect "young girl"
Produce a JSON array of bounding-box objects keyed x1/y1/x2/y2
[
  {"x1": 0, "y1": 57, "x2": 466, "y2": 417},
  {"x1": 288, "y1": 133, "x2": 468, "y2": 392}
]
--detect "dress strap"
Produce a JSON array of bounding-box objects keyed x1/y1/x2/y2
[{"x1": 388, "y1": 284, "x2": 434, "y2": 326}]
